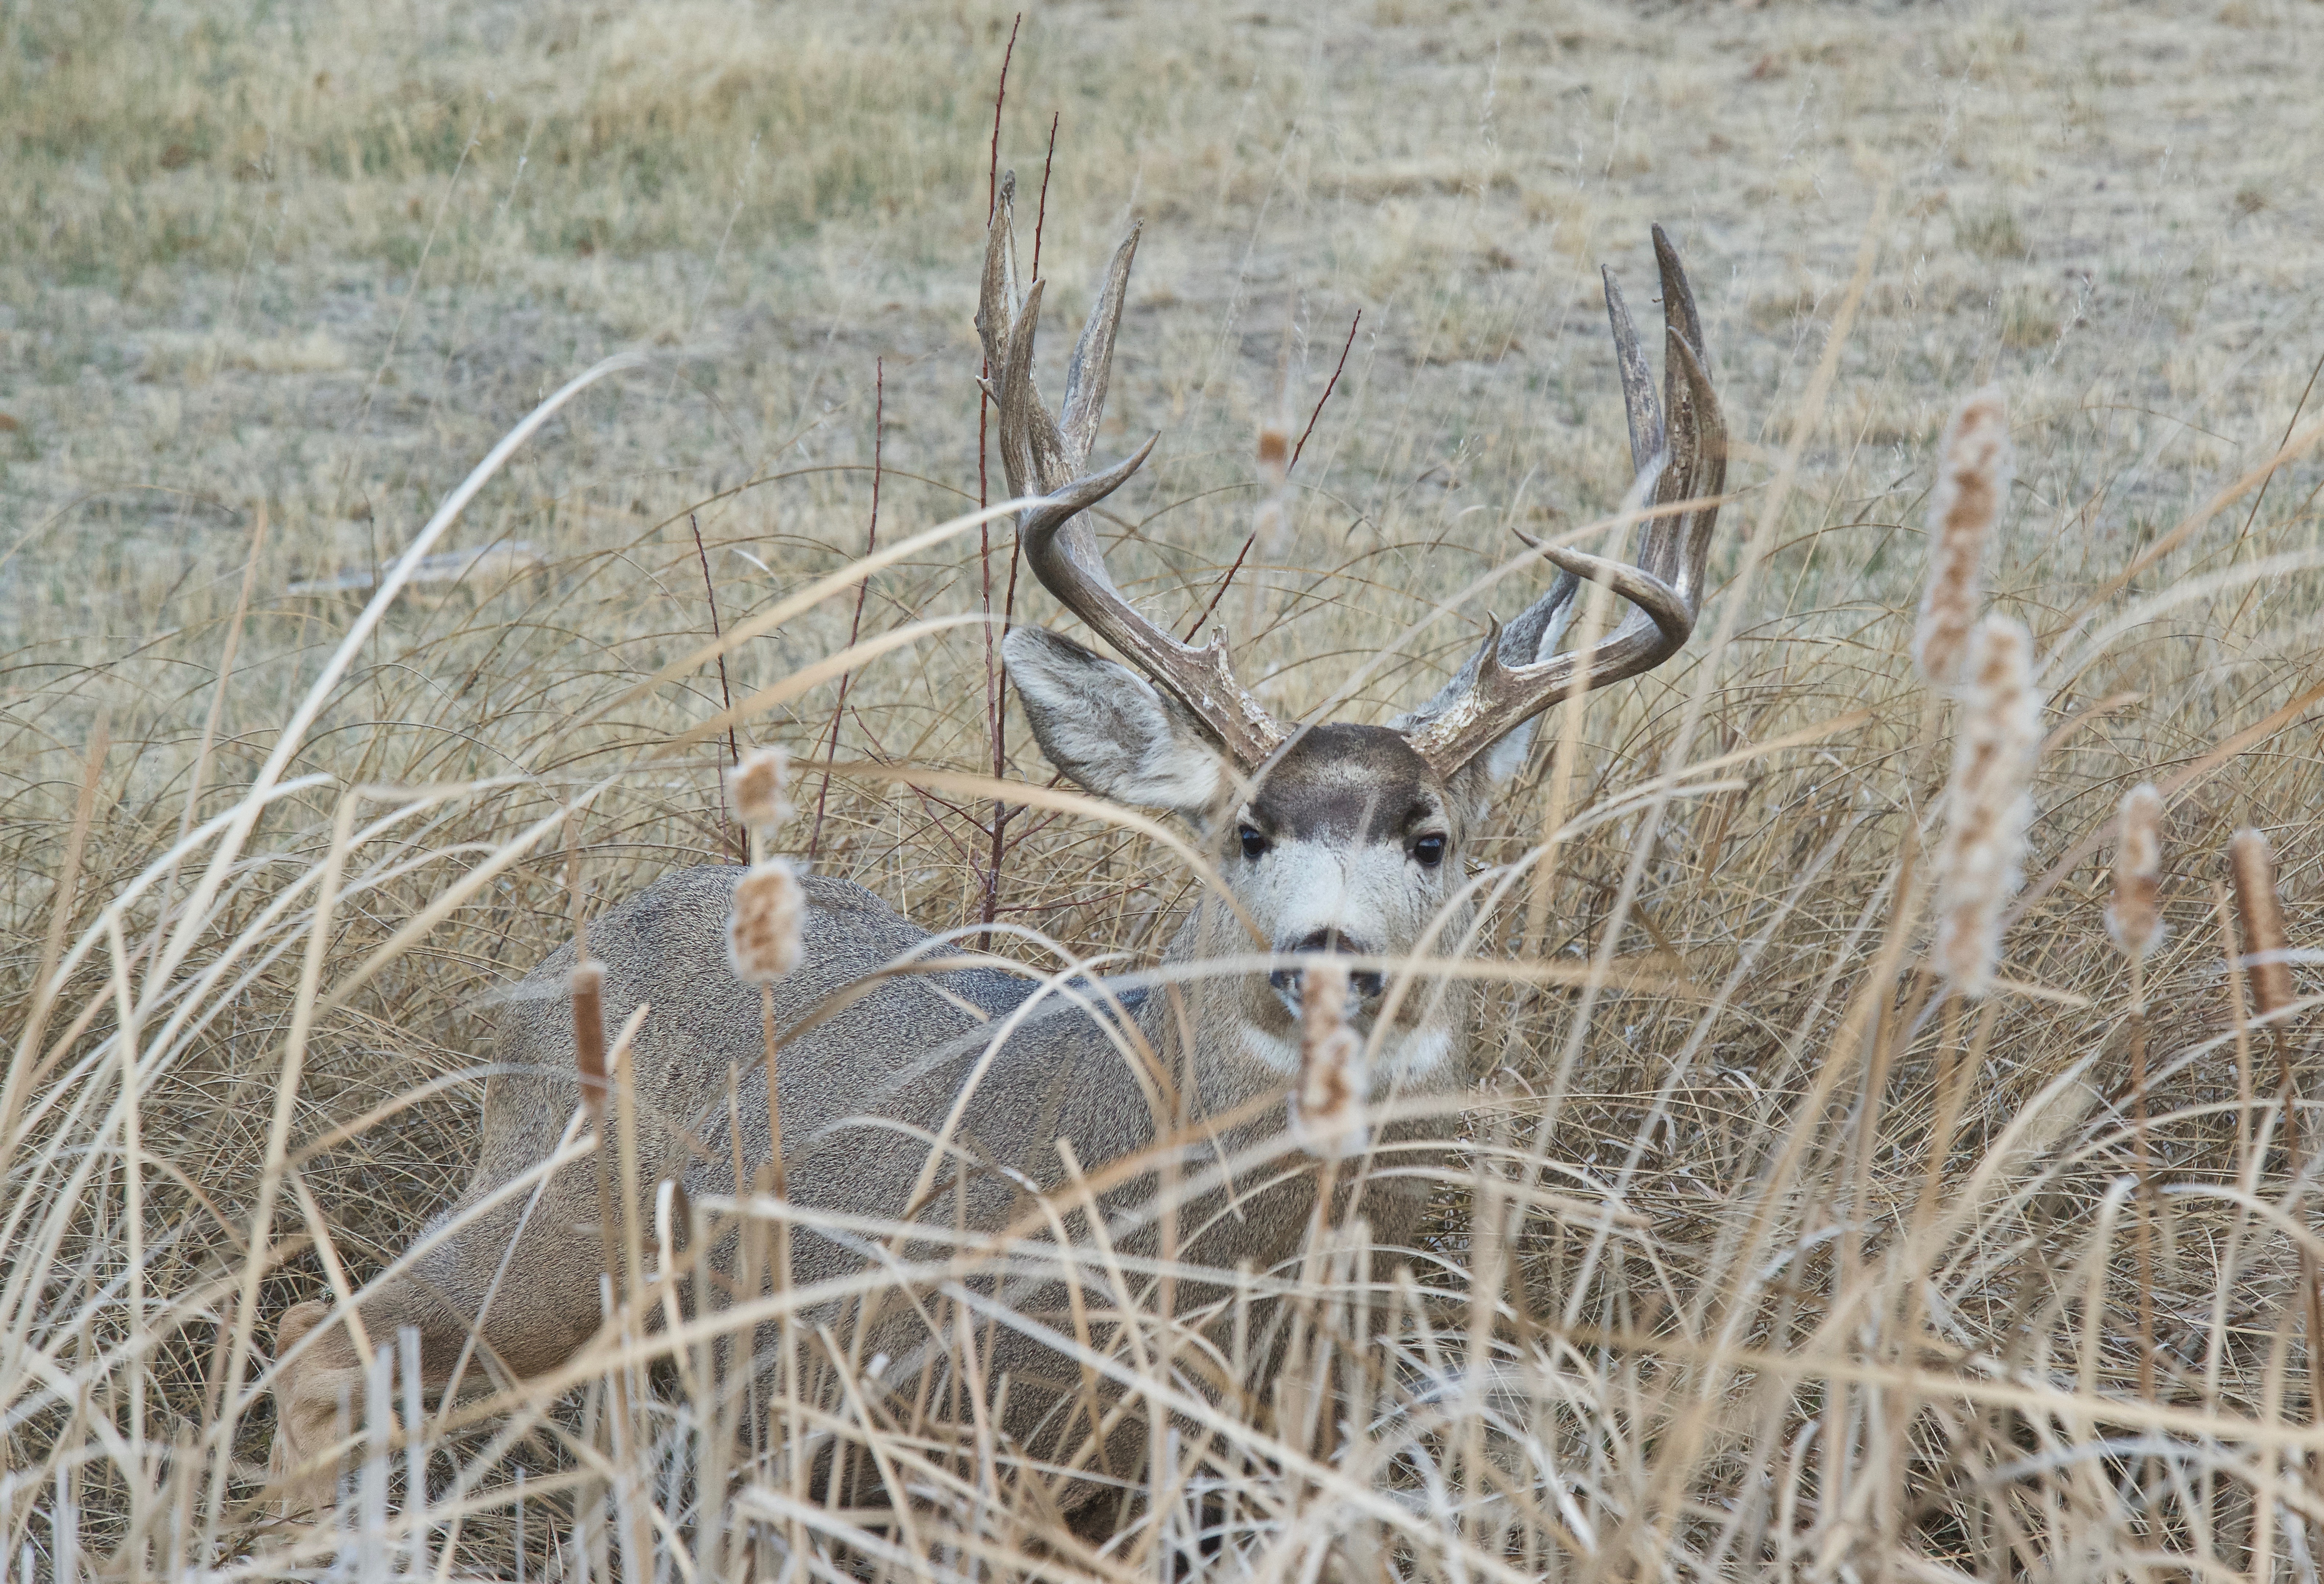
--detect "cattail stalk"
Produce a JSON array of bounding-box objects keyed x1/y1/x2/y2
[
  {"x1": 2229, "y1": 826, "x2": 2320, "y2": 1428},
  {"x1": 1932, "y1": 616, "x2": 2042, "y2": 997},
  {"x1": 572, "y1": 961, "x2": 619, "y2": 1302},
  {"x1": 727, "y1": 860, "x2": 802, "y2": 1224},
  {"x1": 2110, "y1": 782, "x2": 2165, "y2": 1400},
  {"x1": 1241, "y1": 414, "x2": 1296, "y2": 641},
  {"x1": 726, "y1": 854, "x2": 804, "y2": 1490},
  {"x1": 2230, "y1": 827, "x2": 2302, "y2": 1168},
  {"x1": 2219, "y1": 883, "x2": 2259, "y2": 1184},
  {"x1": 1914, "y1": 389, "x2": 2011, "y2": 687},
  {"x1": 1920, "y1": 616, "x2": 2038, "y2": 1270},
  {"x1": 1291, "y1": 959, "x2": 1367, "y2": 1160},
  {"x1": 1915, "y1": 995, "x2": 2002, "y2": 1240}
]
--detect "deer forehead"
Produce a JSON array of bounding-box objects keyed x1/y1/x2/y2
[{"x1": 1235, "y1": 724, "x2": 1448, "y2": 844}]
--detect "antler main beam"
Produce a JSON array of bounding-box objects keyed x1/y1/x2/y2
[
  {"x1": 1399, "y1": 225, "x2": 1727, "y2": 779},
  {"x1": 985, "y1": 183, "x2": 1290, "y2": 770}
]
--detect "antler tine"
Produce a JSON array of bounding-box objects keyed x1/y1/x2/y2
[
  {"x1": 1400, "y1": 231, "x2": 1726, "y2": 779},
  {"x1": 977, "y1": 175, "x2": 1032, "y2": 497},
  {"x1": 976, "y1": 177, "x2": 1020, "y2": 389},
  {"x1": 998, "y1": 281, "x2": 1073, "y2": 497},
  {"x1": 987, "y1": 215, "x2": 1140, "y2": 506},
  {"x1": 1058, "y1": 222, "x2": 1140, "y2": 475},
  {"x1": 1497, "y1": 549, "x2": 1583, "y2": 669},
  {"x1": 1636, "y1": 328, "x2": 1699, "y2": 587},
  {"x1": 1657, "y1": 327, "x2": 1727, "y2": 603},
  {"x1": 1646, "y1": 222, "x2": 1724, "y2": 599},
  {"x1": 1016, "y1": 434, "x2": 1289, "y2": 769},
  {"x1": 1525, "y1": 468, "x2": 1692, "y2": 643},
  {"x1": 1603, "y1": 264, "x2": 1664, "y2": 481},
  {"x1": 995, "y1": 226, "x2": 1290, "y2": 770},
  {"x1": 1652, "y1": 223, "x2": 1703, "y2": 361}
]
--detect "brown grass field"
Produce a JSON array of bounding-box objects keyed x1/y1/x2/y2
[{"x1": 7, "y1": 0, "x2": 2324, "y2": 1577}]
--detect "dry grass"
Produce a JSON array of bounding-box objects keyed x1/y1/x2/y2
[{"x1": 7, "y1": 0, "x2": 2324, "y2": 1577}]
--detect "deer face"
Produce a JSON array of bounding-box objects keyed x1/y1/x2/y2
[
  {"x1": 1216, "y1": 722, "x2": 1494, "y2": 1078},
  {"x1": 1005, "y1": 631, "x2": 1521, "y2": 1082}
]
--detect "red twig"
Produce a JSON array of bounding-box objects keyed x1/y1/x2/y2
[
  {"x1": 1177, "y1": 313, "x2": 1360, "y2": 639},
  {"x1": 1182, "y1": 533, "x2": 1256, "y2": 642},
  {"x1": 808, "y1": 360, "x2": 880, "y2": 863},
  {"x1": 900, "y1": 794, "x2": 980, "y2": 863},
  {"x1": 995, "y1": 884, "x2": 1140, "y2": 916},
  {"x1": 1291, "y1": 309, "x2": 1361, "y2": 472},
  {"x1": 984, "y1": 113, "x2": 1064, "y2": 944},
  {"x1": 986, "y1": 14, "x2": 1019, "y2": 224},
  {"x1": 689, "y1": 512, "x2": 742, "y2": 861},
  {"x1": 986, "y1": 771, "x2": 1069, "y2": 872},
  {"x1": 977, "y1": 17, "x2": 1022, "y2": 949},
  {"x1": 1032, "y1": 112, "x2": 1059, "y2": 279},
  {"x1": 1002, "y1": 115, "x2": 1058, "y2": 654},
  {"x1": 976, "y1": 16, "x2": 1018, "y2": 755}
]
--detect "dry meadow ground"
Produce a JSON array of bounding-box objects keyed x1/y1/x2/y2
[{"x1": 6, "y1": 0, "x2": 2324, "y2": 1577}]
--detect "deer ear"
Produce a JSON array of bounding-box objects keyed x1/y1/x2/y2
[
  {"x1": 1004, "y1": 627, "x2": 1229, "y2": 819},
  {"x1": 1444, "y1": 716, "x2": 1536, "y2": 824},
  {"x1": 1480, "y1": 718, "x2": 1536, "y2": 785}
]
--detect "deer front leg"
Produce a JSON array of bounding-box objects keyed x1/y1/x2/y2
[
  {"x1": 267, "y1": 1291, "x2": 448, "y2": 1519},
  {"x1": 268, "y1": 1210, "x2": 606, "y2": 1518}
]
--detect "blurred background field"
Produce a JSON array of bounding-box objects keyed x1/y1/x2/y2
[{"x1": 6, "y1": 0, "x2": 2324, "y2": 1577}]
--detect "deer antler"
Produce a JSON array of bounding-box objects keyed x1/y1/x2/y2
[
  {"x1": 1397, "y1": 225, "x2": 1727, "y2": 779},
  {"x1": 985, "y1": 182, "x2": 1290, "y2": 770}
]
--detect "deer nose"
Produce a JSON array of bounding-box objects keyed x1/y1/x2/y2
[{"x1": 1269, "y1": 928, "x2": 1385, "y2": 1011}]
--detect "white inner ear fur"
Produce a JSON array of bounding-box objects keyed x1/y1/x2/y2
[
  {"x1": 1004, "y1": 627, "x2": 1228, "y2": 819},
  {"x1": 1480, "y1": 716, "x2": 1536, "y2": 785},
  {"x1": 1440, "y1": 714, "x2": 1537, "y2": 827}
]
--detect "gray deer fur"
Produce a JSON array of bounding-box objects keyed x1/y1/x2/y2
[{"x1": 269, "y1": 192, "x2": 1726, "y2": 1516}]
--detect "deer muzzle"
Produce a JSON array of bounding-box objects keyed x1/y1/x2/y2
[{"x1": 1269, "y1": 929, "x2": 1385, "y2": 1018}]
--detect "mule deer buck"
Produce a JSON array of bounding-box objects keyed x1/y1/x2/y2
[{"x1": 270, "y1": 194, "x2": 1726, "y2": 1516}]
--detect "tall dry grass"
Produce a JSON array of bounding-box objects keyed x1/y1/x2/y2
[{"x1": 7, "y1": 0, "x2": 2324, "y2": 1578}]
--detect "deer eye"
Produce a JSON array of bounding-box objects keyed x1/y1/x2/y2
[
  {"x1": 1238, "y1": 825, "x2": 1270, "y2": 860},
  {"x1": 1411, "y1": 834, "x2": 1447, "y2": 867}
]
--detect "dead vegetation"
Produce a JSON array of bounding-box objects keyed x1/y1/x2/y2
[{"x1": 6, "y1": 0, "x2": 2324, "y2": 1578}]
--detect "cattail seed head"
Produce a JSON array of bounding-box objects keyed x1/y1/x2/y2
[
  {"x1": 2105, "y1": 782, "x2": 2166, "y2": 961},
  {"x1": 728, "y1": 859, "x2": 804, "y2": 984},
  {"x1": 571, "y1": 960, "x2": 609, "y2": 1124},
  {"x1": 729, "y1": 746, "x2": 792, "y2": 835},
  {"x1": 1914, "y1": 388, "x2": 2012, "y2": 688},
  {"x1": 1290, "y1": 957, "x2": 1368, "y2": 1160},
  {"x1": 1933, "y1": 615, "x2": 2042, "y2": 997},
  {"x1": 1254, "y1": 422, "x2": 1294, "y2": 558},
  {"x1": 2230, "y1": 827, "x2": 2294, "y2": 1017},
  {"x1": 1257, "y1": 423, "x2": 1291, "y2": 488}
]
